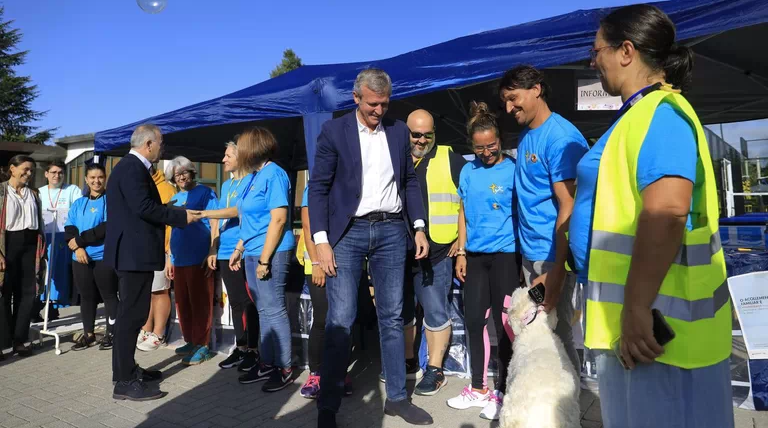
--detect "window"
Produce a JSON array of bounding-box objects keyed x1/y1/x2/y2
[{"x1": 66, "y1": 152, "x2": 122, "y2": 190}]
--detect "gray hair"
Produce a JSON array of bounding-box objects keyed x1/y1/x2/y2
[
  {"x1": 225, "y1": 141, "x2": 238, "y2": 151},
  {"x1": 164, "y1": 156, "x2": 197, "y2": 184},
  {"x1": 353, "y1": 68, "x2": 392, "y2": 96},
  {"x1": 130, "y1": 123, "x2": 161, "y2": 149}
]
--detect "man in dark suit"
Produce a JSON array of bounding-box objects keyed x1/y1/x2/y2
[
  {"x1": 105, "y1": 124, "x2": 198, "y2": 401},
  {"x1": 309, "y1": 69, "x2": 432, "y2": 427}
]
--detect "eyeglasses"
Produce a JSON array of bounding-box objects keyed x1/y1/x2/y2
[
  {"x1": 589, "y1": 44, "x2": 619, "y2": 61},
  {"x1": 473, "y1": 141, "x2": 499, "y2": 153},
  {"x1": 410, "y1": 131, "x2": 435, "y2": 141},
  {"x1": 174, "y1": 171, "x2": 192, "y2": 178}
]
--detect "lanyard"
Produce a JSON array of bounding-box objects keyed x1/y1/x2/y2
[
  {"x1": 240, "y1": 161, "x2": 270, "y2": 202},
  {"x1": 83, "y1": 194, "x2": 106, "y2": 222},
  {"x1": 226, "y1": 176, "x2": 246, "y2": 208},
  {"x1": 48, "y1": 186, "x2": 64, "y2": 210},
  {"x1": 610, "y1": 82, "x2": 662, "y2": 126}
]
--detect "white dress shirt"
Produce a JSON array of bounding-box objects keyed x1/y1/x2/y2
[
  {"x1": 129, "y1": 149, "x2": 152, "y2": 170},
  {"x1": 313, "y1": 112, "x2": 424, "y2": 245},
  {"x1": 5, "y1": 184, "x2": 39, "y2": 232}
]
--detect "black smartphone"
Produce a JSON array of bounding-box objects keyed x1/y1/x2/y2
[
  {"x1": 652, "y1": 308, "x2": 676, "y2": 346},
  {"x1": 528, "y1": 283, "x2": 545, "y2": 305}
]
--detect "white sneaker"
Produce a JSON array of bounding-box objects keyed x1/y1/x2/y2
[
  {"x1": 446, "y1": 385, "x2": 491, "y2": 410},
  {"x1": 137, "y1": 332, "x2": 162, "y2": 352},
  {"x1": 136, "y1": 329, "x2": 148, "y2": 347},
  {"x1": 479, "y1": 390, "x2": 503, "y2": 420}
]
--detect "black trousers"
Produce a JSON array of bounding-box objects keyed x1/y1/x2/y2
[
  {"x1": 0, "y1": 229, "x2": 38, "y2": 348},
  {"x1": 464, "y1": 252, "x2": 520, "y2": 393},
  {"x1": 218, "y1": 260, "x2": 259, "y2": 348},
  {"x1": 306, "y1": 275, "x2": 329, "y2": 373},
  {"x1": 112, "y1": 270, "x2": 153, "y2": 382},
  {"x1": 72, "y1": 260, "x2": 119, "y2": 335}
]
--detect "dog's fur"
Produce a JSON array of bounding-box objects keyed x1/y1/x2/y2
[{"x1": 499, "y1": 287, "x2": 580, "y2": 428}]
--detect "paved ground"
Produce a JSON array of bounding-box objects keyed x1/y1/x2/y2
[{"x1": 1, "y1": 312, "x2": 767, "y2": 427}]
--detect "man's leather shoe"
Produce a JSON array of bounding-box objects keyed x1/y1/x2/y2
[
  {"x1": 112, "y1": 379, "x2": 163, "y2": 401},
  {"x1": 384, "y1": 399, "x2": 433, "y2": 425},
  {"x1": 136, "y1": 365, "x2": 162, "y2": 382},
  {"x1": 317, "y1": 409, "x2": 337, "y2": 428}
]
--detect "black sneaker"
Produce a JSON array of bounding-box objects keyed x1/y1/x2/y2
[
  {"x1": 99, "y1": 333, "x2": 114, "y2": 350},
  {"x1": 219, "y1": 348, "x2": 245, "y2": 369},
  {"x1": 414, "y1": 365, "x2": 447, "y2": 396},
  {"x1": 237, "y1": 350, "x2": 260, "y2": 372},
  {"x1": 238, "y1": 363, "x2": 275, "y2": 384},
  {"x1": 72, "y1": 334, "x2": 97, "y2": 351},
  {"x1": 262, "y1": 368, "x2": 295, "y2": 392},
  {"x1": 379, "y1": 359, "x2": 424, "y2": 383},
  {"x1": 112, "y1": 379, "x2": 163, "y2": 401}
]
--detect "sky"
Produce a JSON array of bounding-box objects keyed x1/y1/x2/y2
[{"x1": 3, "y1": 0, "x2": 767, "y2": 155}]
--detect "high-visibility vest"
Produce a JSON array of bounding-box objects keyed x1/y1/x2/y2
[
  {"x1": 425, "y1": 146, "x2": 461, "y2": 244},
  {"x1": 584, "y1": 88, "x2": 731, "y2": 369}
]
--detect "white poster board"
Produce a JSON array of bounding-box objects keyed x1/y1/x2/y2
[
  {"x1": 42, "y1": 208, "x2": 69, "y2": 234},
  {"x1": 576, "y1": 79, "x2": 622, "y2": 111},
  {"x1": 728, "y1": 271, "x2": 768, "y2": 359}
]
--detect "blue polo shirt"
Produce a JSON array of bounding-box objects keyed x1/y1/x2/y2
[
  {"x1": 217, "y1": 177, "x2": 249, "y2": 260},
  {"x1": 458, "y1": 157, "x2": 517, "y2": 254},
  {"x1": 65, "y1": 195, "x2": 107, "y2": 261},
  {"x1": 170, "y1": 185, "x2": 219, "y2": 267},
  {"x1": 569, "y1": 102, "x2": 698, "y2": 284},
  {"x1": 238, "y1": 162, "x2": 295, "y2": 257},
  {"x1": 515, "y1": 112, "x2": 589, "y2": 262}
]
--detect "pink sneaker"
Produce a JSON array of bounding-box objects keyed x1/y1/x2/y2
[{"x1": 300, "y1": 373, "x2": 321, "y2": 399}]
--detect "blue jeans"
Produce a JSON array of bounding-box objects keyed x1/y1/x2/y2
[
  {"x1": 244, "y1": 251, "x2": 292, "y2": 369},
  {"x1": 409, "y1": 256, "x2": 453, "y2": 331},
  {"x1": 596, "y1": 353, "x2": 734, "y2": 428},
  {"x1": 318, "y1": 218, "x2": 408, "y2": 413}
]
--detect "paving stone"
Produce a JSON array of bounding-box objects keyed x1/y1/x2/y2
[
  {"x1": 0, "y1": 415, "x2": 29, "y2": 428},
  {"x1": 100, "y1": 415, "x2": 137, "y2": 428}
]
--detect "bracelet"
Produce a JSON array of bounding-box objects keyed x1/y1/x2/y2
[
  {"x1": 456, "y1": 252, "x2": 467, "y2": 257},
  {"x1": 311, "y1": 262, "x2": 320, "y2": 266},
  {"x1": 258, "y1": 260, "x2": 270, "y2": 266},
  {"x1": 234, "y1": 248, "x2": 244, "y2": 254}
]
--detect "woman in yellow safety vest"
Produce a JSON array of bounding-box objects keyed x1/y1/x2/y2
[{"x1": 568, "y1": 4, "x2": 733, "y2": 428}]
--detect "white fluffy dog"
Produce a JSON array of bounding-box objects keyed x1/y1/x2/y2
[{"x1": 499, "y1": 287, "x2": 580, "y2": 428}]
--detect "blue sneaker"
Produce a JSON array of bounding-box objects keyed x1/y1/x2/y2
[
  {"x1": 183, "y1": 346, "x2": 213, "y2": 366},
  {"x1": 175, "y1": 342, "x2": 196, "y2": 356}
]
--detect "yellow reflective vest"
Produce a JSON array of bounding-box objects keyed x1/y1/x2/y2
[
  {"x1": 425, "y1": 146, "x2": 461, "y2": 244},
  {"x1": 584, "y1": 88, "x2": 731, "y2": 369}
]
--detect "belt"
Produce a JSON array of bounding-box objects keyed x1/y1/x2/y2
[{"x1": 355, "y1": 211, "x2": 403, "y2": 222}]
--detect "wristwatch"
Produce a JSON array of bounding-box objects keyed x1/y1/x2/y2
[{"x1": 414, "y1": 226, "x2": 426, "y2": 233}]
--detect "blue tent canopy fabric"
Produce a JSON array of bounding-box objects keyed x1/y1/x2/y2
[{"x1": 95, "y1": 0, "x2": 768, "y2": 162}]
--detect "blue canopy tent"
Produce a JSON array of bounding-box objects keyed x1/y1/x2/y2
[{"x1": 94, "y1": 0, "x2": 768, "y2": 172}]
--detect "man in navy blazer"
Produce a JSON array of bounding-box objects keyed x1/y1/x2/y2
[
  {"x1": 105, "y1": 124, "x2": 196, "y2": 401},
  {"x1": 309, "y1": 69, "x2": 433, "y2": 427}
]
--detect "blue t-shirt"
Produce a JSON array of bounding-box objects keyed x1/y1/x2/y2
[
  {"x1": 515, "y1": 112, "x2": 589, "y2": 262},
  {"x1": 569, "y1": 102, "x2": 698, "y2": 284},
  {"x1": 217, "y1": 177, "x2": 250, "y2": 260},
  {"x1": 458, "y1": 157, "x2": 517, "y2": 253},
  {"x1": 65, "y1": 195, "x2": 107, "y2": 261},
  {"x1": 238, "y1": 162, "x2": 295, "y2": 257},
  {"x1": 170, "y1": 185, "x2": 219, "y2": 267},
  {"x1": 301, "y1": 186, "x2": 308, "y2": 208}
]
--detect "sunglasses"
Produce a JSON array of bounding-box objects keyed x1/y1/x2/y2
[{"x1": 410, "y1": 131, "x2": 435, "y2": 140}]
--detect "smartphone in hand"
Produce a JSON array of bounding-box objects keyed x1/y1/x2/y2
[{"x1": 612, "y1": 308, "x2": 676, "y2": 369}]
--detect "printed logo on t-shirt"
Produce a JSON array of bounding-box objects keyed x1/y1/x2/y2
[
  {"x1": 90, "y1": 207, "x2": 98, "y2": 214},
  {"x1": 489, "y1": 183, "x2": 504, "y2": 194},
  {"x1": 524, "y1": 151, "x2": 538, "y2": 163}
]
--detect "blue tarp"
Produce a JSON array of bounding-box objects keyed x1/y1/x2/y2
[{"x1": 94, "y1": 0, "x2": 768, "y2": 155}]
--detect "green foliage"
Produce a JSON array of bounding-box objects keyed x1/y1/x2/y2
[
  {"x1": 269, "y1": 49, "x2": 303, "y2": 78},
  {"x1": 0, "y1": 7, "x2": 55, "y2": 144}
]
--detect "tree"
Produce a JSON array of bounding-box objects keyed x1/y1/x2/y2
[
  {"x1": 269, "y1": 49, "x2": 303, "y2": 78},
  {"x1": 0, "y1": 6, "x2": 55, "y2": 144}
]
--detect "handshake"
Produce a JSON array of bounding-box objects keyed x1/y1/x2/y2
[{"x1": 186, "y1": 210, "x2": 206, "y2": 224}]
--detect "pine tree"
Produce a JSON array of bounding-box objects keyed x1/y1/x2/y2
[
  {"x1": 0, "y1": 6, "x2": 55, "y2": 144},
  {"x1": 269, "y1": 49, "x2": 303, "y2": 78}
]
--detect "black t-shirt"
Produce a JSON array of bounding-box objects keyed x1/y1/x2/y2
[{"x1": 410, "y1": 146, "x2": 467, "y2": 272}]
